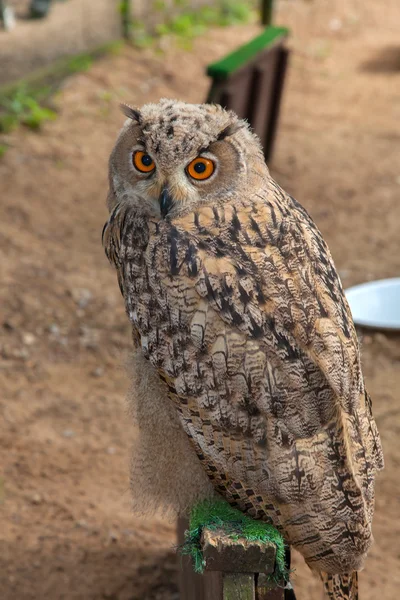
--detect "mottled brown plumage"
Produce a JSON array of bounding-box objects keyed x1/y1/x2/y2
[{"x1": 103, "y1": 99, "x2": 383, "y2": 600}]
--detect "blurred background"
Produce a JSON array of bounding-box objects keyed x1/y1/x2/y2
[{"x1": 0, "y1": 1, "x2": 399, "y2": 598}]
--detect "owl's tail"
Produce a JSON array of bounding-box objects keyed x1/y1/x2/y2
[{"x1": 321, "y1": 571, "x2": 358, "y2": 600}]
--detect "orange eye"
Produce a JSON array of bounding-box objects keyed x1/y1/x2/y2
[
  {"x1": 133, "y1": 151, "x2": 155, "y2": 173},
  {"x1": 187, "y1": 157, "x2": 215, "y2": 181}
]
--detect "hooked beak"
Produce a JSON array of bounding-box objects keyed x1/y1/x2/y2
[{"x1": 159, "y1": 186, "x2": 174, "y2": 219}]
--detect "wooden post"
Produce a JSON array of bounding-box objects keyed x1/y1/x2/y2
[
  {"x1": 178, "y1": 519, "x2": 286, "y2": 600},
  {"x1": 261, "y1": 0, "x2": 274, "y2": 26},
  {"x1": 120, "y1": 0, "x2": 131, "y2": 40},
  {"x1": 206, "y1": 27, "x2": 290, "y2": 163},
  {"x1": 0, "y1": 0, "x2": 15, "y2": 30},
  {"x1": 222, "y1": 574, "x2": 254, "y2": 600}
]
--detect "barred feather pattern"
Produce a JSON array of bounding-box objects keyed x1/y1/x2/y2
[
  {"x1": 103, "y1": 176, "x2": 383, "y2": 598},
  {"x1": 322, "y1": 571, "x2": 359, "y2": 600}
]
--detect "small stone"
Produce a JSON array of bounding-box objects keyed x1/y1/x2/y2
[
  {"x1": 374, "y1": 333, "x2": 388, "y2": 345},
  {"x1": 13, "y1": 348, "x2": 30, "y2": 360},
  {"x1": 76, "y1": 519, "x2": 88, "y2": 529},
  {"x1": 79, "y1": 326, "x2": 99, "y2": 349},
  {"x1": 106, "y1": 447, "x2": 116, "y2": 455},
  {"x1": 71, "y1": 288, "x2": 93, "y2": 309},
  {"x1": 90, "y1": 528, "x2": 100, "y2": 536},
  {"x1": 123, "y1": 529, "x2": 135, "y2": 537},
  {"x1": 62, "y1": 429, "x2": 76, "y2": 438},
  {"x1": 22, "y1": 333, "x2": 36, "y2": 346},
  {"x1": 109, "y1": 530, "x2": 119, "y2": 542},
  {"x1": 49, "y1": 324, "x2": 60, "y2": 336},
  {"x1": 30, "y1": 493, "x2": 42, "y2": 505},
  {"x1": 91, "y1": 367, "x2": 104, "y2": 378},
  {"x1": 329, "y1": 17, "x2": 342, "y2": 31}
]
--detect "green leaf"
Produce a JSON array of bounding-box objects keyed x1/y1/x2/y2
[
  {"x1": 0, "y1": 113, "x2": 18, "y2": 132},
  {"x1": 67, "y1": 55, "x2": 93, "y2": 74}
]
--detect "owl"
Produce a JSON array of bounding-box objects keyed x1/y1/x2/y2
[{"x1": 103, "y1": 99, "x2": 383, "y2": 600}]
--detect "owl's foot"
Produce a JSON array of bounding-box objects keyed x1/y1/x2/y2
[{"x1": 180, "y1": 496, "x2": 289, "y2": 584}]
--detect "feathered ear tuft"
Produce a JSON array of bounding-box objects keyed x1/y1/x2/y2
[
  {"x1": 120, "y1": 103, "x2": 142, "y2": 123},
  {"x1": 216, "y1": 121, "x2": 244, "y2": 141}
]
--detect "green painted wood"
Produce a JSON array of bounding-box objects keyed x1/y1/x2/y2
[
  {"x1": 222, "y1": 573, "x2": 255, "y2": 600},
  {"x1": 206, "y1": 26, "x2": 289, "y2": 80}
]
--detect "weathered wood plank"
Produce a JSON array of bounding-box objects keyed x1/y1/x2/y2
[
  {"x1": 202, "y1": 528, "x2": 276, "y2": 574},
  {"x1": 222, "y1": 573, "x2": 255, "y2": 600},
  {"x1": 256, "y1": 573, "x2": 285, "y2": 600}
]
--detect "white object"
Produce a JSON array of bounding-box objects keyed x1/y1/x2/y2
[
  {"x1": 345, "y1": 278, "x2": 400, "y2": 330},
  {"x1": 329, "y1": 17, "x2": 343, "y2": 32},
  {"x1": 2, "y1": 6, "x2": 16, "y2": 31}
]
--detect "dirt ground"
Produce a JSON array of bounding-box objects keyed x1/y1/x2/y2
[{"x1": 1, "y1": 1, "x2": 400, "y2": 598}]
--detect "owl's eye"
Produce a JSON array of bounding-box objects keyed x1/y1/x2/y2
[
  {"x1": 133, "y1": 151, "x2": 155, "y2": 173},
  {"x1": 187, "y1": 157, "x2": 215, "y2": 181}
]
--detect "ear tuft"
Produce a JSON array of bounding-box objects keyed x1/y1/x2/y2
[
  {"x1": 120, "y1": 103, "x2": 141, "y2": 123},
  {"x1": 216, "y1": 121, "x2": 244, "y2": 141}
]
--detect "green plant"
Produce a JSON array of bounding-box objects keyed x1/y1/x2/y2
[
  {"x1": 219, "y1": 0, "x2": 253, "y2": 25},
  {"x1": 0, "y1": 113, "x2": 18, "y2": 133},
  {"x1": 66, "y1": 54, "x2": 93, "y2": 73},
  {"x1": 107, "y1": 40, "x2": 125, "y2": 55},
  {"x1": 119, "y1": 0, "x2": 131, "y2": 38},
  {"x1": 131, "y1": 19, "x2": 154, "y2": 48},
  {"x1": 152, "y1": 0, "x2": 166, "y2": 10},
  {"x1": 0, "y1": 84, "x2": 57, "y2": 132},
  {"x1": 0, "y1": 144, "x2": 8, "y2": 158},
  {"x1": 0, "y1": 42, "x2": 123, "y2": 137},
  {"x1": 131, "y1": 0, "x2": 257, "y2": 49}
]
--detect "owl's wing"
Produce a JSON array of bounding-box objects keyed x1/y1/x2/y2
[{"x1": 105, "y1": 185, "x2": 383, "y2": 573}]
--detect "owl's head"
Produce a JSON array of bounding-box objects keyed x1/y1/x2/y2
[{"x1": 107, "y1": 99, "x2": 268, "y2": 219}]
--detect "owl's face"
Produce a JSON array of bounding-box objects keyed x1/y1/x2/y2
[{"x1": 107, "y1": 99, "x2": 267, "y2": 219}]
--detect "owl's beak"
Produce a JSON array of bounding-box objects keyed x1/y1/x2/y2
[{"x1": 159, "y1": 186, "x2": 174, "y2": 218}]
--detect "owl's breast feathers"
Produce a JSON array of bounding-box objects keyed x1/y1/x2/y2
[{"x1": 103, "y1": 181, "x2": 383, "y2": 574}]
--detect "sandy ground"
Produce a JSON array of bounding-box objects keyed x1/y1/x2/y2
[{"x1": 1, "y1": 0, "x2": 400, "y2": 598}]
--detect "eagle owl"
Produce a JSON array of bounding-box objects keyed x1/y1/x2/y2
[{"x1": 103, "y1": 99, "x2": 383, "y2": 600}]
